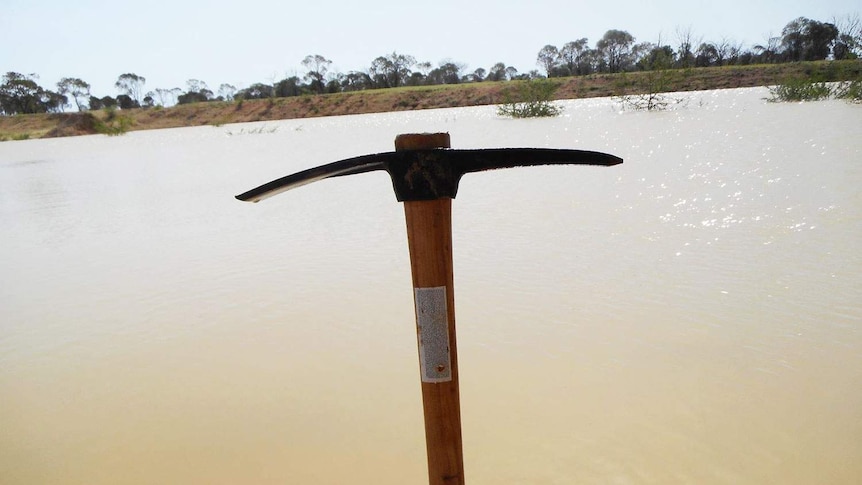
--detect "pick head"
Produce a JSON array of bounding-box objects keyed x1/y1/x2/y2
[{"x1": 236, "y1": 133, "x2": 622, "y2": 203}]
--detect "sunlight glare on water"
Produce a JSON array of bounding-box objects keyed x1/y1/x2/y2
[{"x1": 1, "y1": 87, "x2": 861, "y2": 484}]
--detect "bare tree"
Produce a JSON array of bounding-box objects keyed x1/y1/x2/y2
[
  {"x1": 833, "y1": 13, "x2": 862, "y2": 58},
  {"x1": 675, "y1": 26, "x2": 700, "y2": 68}
]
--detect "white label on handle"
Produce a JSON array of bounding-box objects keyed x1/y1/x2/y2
[{"x1": 414, "y1": 286, "x2": 451, "y2": 383}]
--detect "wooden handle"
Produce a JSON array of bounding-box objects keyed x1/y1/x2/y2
[{"x1": 398, "y1": 133, "x2": 465, "y2": 485}]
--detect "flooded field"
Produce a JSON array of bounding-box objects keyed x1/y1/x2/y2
[{"x1": 1, "y1": 87, "x2": 860, "y2": 484}]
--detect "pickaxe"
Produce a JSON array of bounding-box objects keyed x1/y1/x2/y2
[{"x1": 236, "y1": 133, "x2": 622, "y2": 484}]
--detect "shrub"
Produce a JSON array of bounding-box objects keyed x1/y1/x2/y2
[
  {"x1": 497, "y1": 79, "x2": 561, "y2": 118},
  {"x1": 95, "y1": 106, "x2": 132, "y2": 135},
  {"x1": 615, "y1": 69, "x2": 683, "y2": 111},
  {"x1": 768, "y1": 78, "x2": 833, "y2": 102},
  {"x1": 833, "y1": 80, "x2": 862, "y2": 103}
]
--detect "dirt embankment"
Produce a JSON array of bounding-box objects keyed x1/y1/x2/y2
[{"x1": 1, "y1": 61, "x2": 859, "y2": 141}]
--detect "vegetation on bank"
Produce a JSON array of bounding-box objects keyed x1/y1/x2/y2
[
  {"x1": 3, "y1": 15, "x2": 860, "y2": 115},
  {"x1": 0, "y1": 61, "x2": 859, "y2": 141}
]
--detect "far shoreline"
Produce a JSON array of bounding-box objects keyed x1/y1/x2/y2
[{"x1": 1, "y1": 61, "x2": 859, "y2": 141}]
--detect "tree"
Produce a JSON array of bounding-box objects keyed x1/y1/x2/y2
[
  {"x1": 780, "y1": 17, "x2": 839, "y2": 61},
  {"x1": 116, "y1": 94, "x2": 138, "y2": 109},
  {"x1": 753, "y1": 33, "x2": 782, "y2": 63},
  {"x1": 369, "y1": 52, "x2": 416, "y2": 88},
  {"x1": 186, "y1": 79, "x2": 208, "y2": 94},
  {"x1": 597, "y1": 30, "x2": 635, "y2": 72},
  {"x1": 833, "y1": 14, "x2": 861, "y2": 59},
  {"x1": 218, "y1": 83, "x2": 237, "y2": 101},
  {"x1": 487, "y1": 62, "x2": 508, "y2": 81},
  {"x1": 274, "y1": 76, "x2": 302, "y2": 97},
  {"x1": 487, "y1": 62, "x2": 519, "y2": 82},
  {"x1": 560, "y1": 39, "x2": 589, "y2": 75},
  {"x1": 302, "y1": 54, "x2": 332, "y2": 94},
  {"x1": 88, "y1": 95, "x2": 103, "y2": 110},
  {"x1": 536, "y1": 44, "x2": 560, "y2": 77},
  {"x1": 177, "y1": 79, "x2": 213, "y2": 104},
  {"x1": 675, "y1": 26, "x2": 699, "y2": 68},
  {"x1": 638, "y1": 44, "x2": 675, "y2": 70},
  {"x1": 426, "y1": 61, "x2": 463, "y2": 85},
  {"x1": 153, "y1": 87, "x2": 178, "y2": 107},
  {"x1": 467, "y1": 68, "x2": 486, "y2": 82},
  {"x1": 0, "y1": 72, "x2": 63, "y2": 114},
  {"x1": 57, "y1": 77, "x2": 91, "y2": 111},
  {"x1": 236, "y1": 83, "x2": 273, "y2": 99},
  {"x1": 695, "y1": 43, "x2": 719, "y2": 67},
  {"x1": 340, "y1": 71, "x2": 373, "y2": 91},
  {"x1": 115, "y1": 73, "x2": 146, "y2": 104}
]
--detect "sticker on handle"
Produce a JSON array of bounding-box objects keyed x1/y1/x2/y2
[{"x1": 414, "y1": 286, "x2": 451, "y2": 383}]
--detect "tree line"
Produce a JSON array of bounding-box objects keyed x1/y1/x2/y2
[{"x1": 2, "y1": 15, "x2": 859, "y2": 115}]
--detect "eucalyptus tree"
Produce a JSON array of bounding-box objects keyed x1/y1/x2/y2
[
  {"x1": 560, "y1": 39, "x2": 589, "y2": 75},
  {"x1": 57, "y1": 77, "x2": 90, "y2": 111},
  {"x1": 487, "y1": 62, "x2": 519, "y2": 82},
  {"x1": 369, "y1": 52, "x2": 416, "y2": 88},
  {"x1": 425, "y1": 61, "x2": 463, "y2": 85},
  {"x1": 780, "y1": 17, "x2": 839, "y2": 61},
  {"x1": 487, "y1": 62, "x2": 508, "y2": 81},
  {"x1": 596, "y1": 30, "x2": 635, "y2": 72},
  {"x1": 218, "y1": 83, "x2": 237, "y2": 101},
  {"x1": 0, "y1": 72, "x2": 64, "y2": 114},
  {"x1": 536, "y1": 44, "x2": 561, "y2": 77},
  {"x1": 115, "y1": 73, "x2": 146, "y2": 104},
  {"x1": 302, "y1": 54, "x2": 332, "y2": 94}
]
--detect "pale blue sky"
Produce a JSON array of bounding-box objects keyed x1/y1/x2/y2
[{"x1": 2, "y1": 0, "x2": 859, "y2": 97}]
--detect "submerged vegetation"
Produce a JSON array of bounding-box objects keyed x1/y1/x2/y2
[
  {"x1": 834, "y1": 79, "x2": 862, "y2": 102},
  {"x1": 497, "y1": 80, "x2": 561, "y2": 118},
  {"x1": 767, "y1": 78, "x2": 862, "y2": 103},
  {"x1": 768, "y1": 79, "x2": 834, "y2": 101}
]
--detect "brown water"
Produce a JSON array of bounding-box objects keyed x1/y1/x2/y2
[{"x1": 2, "y1": 88, "x2": 861, "y2": 483}]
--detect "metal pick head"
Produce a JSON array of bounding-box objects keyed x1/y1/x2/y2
[{"x1": 236, "y1": 147, "x2": 622, "y2": 203}]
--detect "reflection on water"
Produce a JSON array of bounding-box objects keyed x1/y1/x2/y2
[{"x1": 1, "y1": 88, "x2": 861, "y2": 484}]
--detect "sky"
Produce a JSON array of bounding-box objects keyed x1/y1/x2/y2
[{"x1": 2, "y1": 0, "x2": 859, "y2": 98}]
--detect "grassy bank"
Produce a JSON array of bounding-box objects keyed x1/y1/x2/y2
[{"x1": 1, "y1": 61, "x2": 859, "y2": 141}]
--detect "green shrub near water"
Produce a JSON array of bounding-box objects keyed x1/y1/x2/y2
[
  {"x1": 768, "y1": 78, "x2": 833, "y2": 102},
  {"x1": 95, "y1": 106, "x2": 132, "y2": 135},
  {"x1": 497, "y1": 79, "x2": 561, "y2": 118},
  {"x1": 833, "y1": 80, "x2": 862, "y2": 103}
]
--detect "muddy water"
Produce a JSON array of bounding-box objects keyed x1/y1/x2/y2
[{"x1": 1, "y1": 88, "x2": 860, "y2": 483}]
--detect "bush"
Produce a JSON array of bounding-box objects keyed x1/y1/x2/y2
[
  {"x1": 497, "y1": 79, "x2": 561, "y2": 118},
  {"x1": 614, "y1": 69, "x2": 684, "y2": 111},
  {"x1": 768, "y1": 78, "x2": 833, "y2": 102},
  {"x1": 95, "y1": 106, "x2": 132, "y2": 135},
  {"x1": 833, "y1": 80, "x2": 862, "y2": 103}
]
